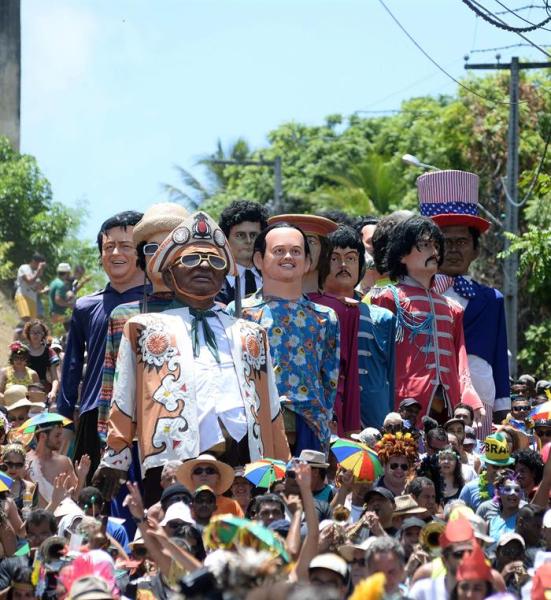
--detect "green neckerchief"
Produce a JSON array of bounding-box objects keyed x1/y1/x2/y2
[{"x1": 189, "y1": 307, "x2": 220, "y2": 363}]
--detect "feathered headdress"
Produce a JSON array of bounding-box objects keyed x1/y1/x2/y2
[
  {"x1": 375, "y1": 431, "x2": 418, "y2": 465},
  {"x1": 58, "y1": 551, "x2": 119, "y2": 599}
]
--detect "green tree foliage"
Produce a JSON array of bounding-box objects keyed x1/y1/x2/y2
[
  {"x1": 0, "y1": 137, "x2": 100, "y2": 285},
  {"x1": 177, "y1": 70, "x2": 551, "y2": 373}
]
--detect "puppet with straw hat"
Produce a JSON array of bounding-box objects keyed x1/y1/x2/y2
[{"x1": 94, "y1": 211, "x2": 290, "y2": 508}]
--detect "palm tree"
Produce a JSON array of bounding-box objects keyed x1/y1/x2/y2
[
  {"x1": 313, "y1": 154, "x2": 405, "y2": 216},
  {"x1": 162, "y1": 138, "x2": 251, "y2": 211}
]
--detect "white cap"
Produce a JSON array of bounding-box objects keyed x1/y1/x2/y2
[
  {"x1": 159, "y1": 501, "x2": 194, "y2": 526},
  {"x1": 56, "y1": 262, "x2": 71, "y2": 273},
  {"x1": 543, "y1": 509, "x2": 551, "y2": 529},
  {"x1": 309, "y1": 553, "x2": 348, "y2": 580}
]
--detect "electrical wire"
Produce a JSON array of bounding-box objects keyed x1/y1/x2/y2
[
  {"x1": 492, "y1": 0, "x2": 551, "y2": 30},
  {"x1": 495, "y1": 4, "x2": 544, "y2": 15},
  {"x1": 502, "y1": 126, "x2": 551, "y2": 207},
  {"x1": 469, "y1": 42, "x2": 551, "y2": 53},
  {"x1": 462, "y1": 0, "x2": 551, "y2": 57},
  {"x1": 462, "y1": 0, "x2": 551, "y2": 31},
  {"x1": 376, "y1": 0, "x2": 521, "y2": 106}
]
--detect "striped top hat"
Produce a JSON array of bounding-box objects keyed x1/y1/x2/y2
[{"x1": 417, "y1": 170, "x2": 490, "y2": 233}]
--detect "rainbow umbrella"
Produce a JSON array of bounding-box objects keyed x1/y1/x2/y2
[
  {"x1": 330, "y1": 437, "x2": 383, "y2": 483},
  {"x1": 531, "y1": 401, "x2": 551, "y2": 421},
  {"x1": 204, "y1": 515, "x2": 289, "y2": 562},
  {"x1": 0, "y1": 471, "x2": 13, "y2": 493},
  {"x1": 18, "y1": 412, "x2": 71, "y2": 434},
  {"x1": 243, "y1": 458, "x2": 286, "y2": 489}
]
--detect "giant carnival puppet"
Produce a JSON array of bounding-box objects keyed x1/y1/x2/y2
[
  {"x1": 419, "y1": 170, "x2": 510, "y2": 435},
  {"x1": 94, "y1": 211, "x2": 290, "y2": 507},
  {"x1": 370, "y1": 215, "x2": 483, "y2": 424}
]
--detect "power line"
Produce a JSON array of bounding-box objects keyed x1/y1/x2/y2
[
  {"x1": 495, "y1": 4, "x2": 546, "y2": 15},
  {"x1": 469, "y1": 42, "x2": 551, "y2": 53},
  {"x1": 492, "y1": 0, "x2": 551, "y2": 29},
  {"x1": 376, "y1": 0, "x2": 521, "y2": 106},
  {"x1": 462, "y1": 0, "x2": 551, "y2": 31},
  {"x1": 462, "y1": 0, "x2": 551, "y2": 57}
]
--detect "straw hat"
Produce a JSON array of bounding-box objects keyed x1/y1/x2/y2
[
  {"x1": 176, "y1": 454, "x2": 235, "y2": 495},
  {"x1": 268, "y1": 214, "x2": 338, "y2": 236},
  {"x1": 132, "y1": 203, "x2": 190, "y2": 245},
  {"x1": 6, "y1": 398, "x2": 32, "y2": 412},
  {"x1": 3, "y1": 385, "x2": 28, "y2": 408},
  {"x1": 392, "y1": 495, "x2": 427, "y2": 518}
]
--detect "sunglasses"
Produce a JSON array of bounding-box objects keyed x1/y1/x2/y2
[
  {"x1": 192, "y1": 467, "x2": 218, "y2": 476},
  {"x1": 512, "y1": 405, "x2": 531, "y2": 412},
  {"x1": 143, "y1": 243, "x2": 159, "y2": 256},
  {"x1": 179, "y1": 253, "x2": 227, "y2": 270},
  {"x1": 1, "y1": 461, "x2": 24, "y2": 469},
  {"x1": 535, "y1": 429, "x2": 551, "y2": 438},
  {"x1": 389, "y1": 463, "x2": 409, "y2": 471}
]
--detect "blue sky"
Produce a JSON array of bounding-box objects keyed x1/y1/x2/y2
[{"x1": 20, "y1": 0, "x2": 549, "y2": 240}]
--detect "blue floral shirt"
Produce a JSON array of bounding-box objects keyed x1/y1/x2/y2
[{"x1": 229, "y1": 293, "x2": 340, "y2": 447}]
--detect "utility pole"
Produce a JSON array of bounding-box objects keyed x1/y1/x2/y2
[
  {"x1": 0, "y1": 0, "x2": 21, "y2": 151},
  {"x1": 465, "y1": 57, "x2": 549, "y2": 377},
  {"x1": 207, "y1": 157, "x2": 283, "y2": 214}
]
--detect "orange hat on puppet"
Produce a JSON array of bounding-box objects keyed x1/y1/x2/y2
[
  {"x1": 440, "y1": 518, "x2": 474, "y2": 549},
  {"x1": 456, "y1": 540, "x2": 492, "y2": 582}
]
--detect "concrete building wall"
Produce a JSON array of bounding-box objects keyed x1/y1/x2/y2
[{"x1": 0, "y1": 0, "x2": 21, "y2": 151}]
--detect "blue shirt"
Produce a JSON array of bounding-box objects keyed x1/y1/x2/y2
[
  {"x1": 458, "y1": 477, "x2": 495, "y2": 511},
  {"x1": 107, "y1": 519, "x2": 130, "y2": 553},
  {"x1": 57, "y1": 283, "x2": 146, "y2": 419}
]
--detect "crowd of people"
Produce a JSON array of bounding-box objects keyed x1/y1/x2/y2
[{"x1": 0, "y1": 168, "x2": 549, "y2": 599}]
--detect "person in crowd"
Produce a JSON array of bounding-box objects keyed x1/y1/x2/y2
[
  {"x1": 513, "y1": 448, "x2": 544, "y2": 499},
  {"x1": 14, "y1": 253, "x2": 46, "y2": 322},
  {"x1": 512, "y1": 374, "x2": 536, "y2": 401},
  {"x1": 251, "y1": 493, "x2": 287, "y2": 527},
  {"x1": 354, "y1": 215, "x2": 380, "y2": 296},
  {"x1": 230, "y1": 467, "x2": 254, "y2": 514},
  {"x1": 534, "y1": 417, "x2": 551, "y2": 447},
  {"x1": 94, "y1": 212, "x2": 289, "y2": 507},
  {"x1": 487, "y1": 470, "x2": 524, "y2": 543},
  {"x1": 515, "y1": 504, "x2": 545, "y2": 566},
  {"x1": 26, "y1": 421, "x2": 86, "y2": 508},
  {"x1": 459, "y1": 433, "x2": 515, "y2": 511},
  {"x1": 424, "y1": 426, "x2": 451, "y2": 456},
  {"x1": 177, "y1": 454, "x2": 243, "y2": 517},
  {"x1": 364, "y1": 536, "x2": 407, "y2": 597},
  {"x1": 48, "y1": 262, "x2": 74, "y2": 324},
  {"x1": 234, "y1": 221, "x2": 340, "y2": 453},
  {"x1": 57, "y1": 210, "x2": 145, "y2": 476},
  {"x1": 453, "y1": 403, "x2": 475, "y2": 427},
  {"x1": 190, "y1": 485, "x2": 217, "y2": 532},
  {"x1": 375, "y1": 432, "x2": 418, "y2": 497},
  {"x1": 1, "y1": 444, "x2": 36, "y2": 518},
  {"x1": 0, "y1": 343, "x2": 39, "y2": 401},
  {"x1": 307, "y1": 553, "x2": 349, "y2": 600},
  {"x1": 216, "y1": 200, "x2": 268, "y2": 304},
  {"x1": 5, "y1": 389, "x2": 32, "y2": 428},
  {"x1": 450, "y1": 540, "x2": 496, "y2": 600},
  {"x1": 22, "y1": 320, "x2": 60, "y2": 403},
  {"x1": 370, "y1": 215, "x2": 482, "y2": 424},
  {"x1": 320, "y1": 224, "x2": 395, "y2": 432},
  {"x1": 437, "y1": 446, "x2": 466, "y2": 505},
  {"x1": 399, "y1": 398, "x2": 422, "y2": 429},
  {"x1": 419, "y1": 170, "x2": 510, "y2": 433},
  {"x1": 406, "y1": 477, "x2": 438, "y2": 517}
]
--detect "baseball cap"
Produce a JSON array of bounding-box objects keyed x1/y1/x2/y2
[
  {"x1": 56, "y1": 262, "x2": 71, "y2": 273},
  {"x1": 159, "y1": 501, "x2": 194, "y2": 526},
  {"x1": 543, "y1": 509, "x2": 551, "y2": 529},
  {"x1": 160, "y1": 484, "x2": 192, "y2": 507},
  {"x1": 309, "y1": 553, "x2": 348, "y2": 581},
  {"x1": 399, "y1": 398, "x2": 421, "y2": 409},
  {"x1": 364, "y1": 487, "x2": 395, "y2": 504},
  {"x1": 194, "y1": 485, "x2": 216, "y2": 498},
  {"x1": 401, "y1": 517, "x2": 426, "y2": 530},
  {"x1": 463, "y1": 426, "x2": 476, "y2": 446},
  {"x1": 496, "y1": 532, "x2": 526, "y2": 549}
]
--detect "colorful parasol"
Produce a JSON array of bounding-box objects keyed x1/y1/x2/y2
[
  {"x1": 0, "y1": 471, "x2": 14, "y2": 493},
  {"x1": 18, "y1": 412, "x2": 71, "y2": 434},
  {"x1": 531, "y1": 401, "x2": 551, "y2": 422},
  {"x1": 330, "y1": 437, "x2": 383, "y2": 483},
  {"x1": 243, "y1": 459, "x2": 286, "y2": 489},
  {"x1": 204, "y1": 515, "x2": 289, "y2": 562}
]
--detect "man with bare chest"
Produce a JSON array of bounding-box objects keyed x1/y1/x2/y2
[{"x1": 26, "y1": 424, "x2": 79, "y2": 508}]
